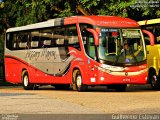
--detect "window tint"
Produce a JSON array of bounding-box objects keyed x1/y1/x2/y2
[
  {"x1": 6, "y1": 24, "x2": 80, "y2": 50},
  {"x1": 66, "y1": 25, "x2": 80, "y2": 50},
  {"x1": 31, "y1": 31, "x2": 40, "y2": 48},
  {"x1": 80, "y1": 24, "x2": 95, "y2": 59},
  {"x1": 6, "y1": 32, "x2": 30, "y2": 50},
  {"x1": 83, "y1": 31, "x2": 96, "y2": 59},
  {"x1": 40, "y1": 29, "x2": 53, "y2": 47},
  {"x1": 18, "y1": 32, "x2": 29, "y2": 49},
  {"x1": 53, "y1": 26, "x2": 65, "y2": 46},
  {"x1": 6, "y1": 33, "x2": 16, "y2": 50}
]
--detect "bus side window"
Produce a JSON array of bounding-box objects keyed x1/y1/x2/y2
[
  {"x1": 53, "y1": 26, "x2": 65, "y2": 47},
  {"x1": 40, "y1": 29, "x2": 53, "y2": 48},
  {"x1": 144, "y1": 34, "x2": 150, "y2": 45},
  {"x1": 17, "y1": 32, "x2": 29, "y2": 49},
  {"x1": 88, "y1": 36, "x2": 96, "y2": 59},
  {"x1": 79, "y1": 23, "x2": 95, "y2": 58},
  {"x1": 82, "y1": 30, "x2": 96, "y2": 59},
  {"x1": 6, "y1": 33, "x2": 12, "y2": 50},
  {"x1": 31, "y1": 31, "x2": 40, "y2": 48},
  {"x1": 155, "y1": 26, "x2": 160, "y2": 44},
  {"x1": 6, "y1": 33, "x2": 14, "y2": 50},
  {"x1": 66, "y1": 24, "x2": 80, "y2": 50}
]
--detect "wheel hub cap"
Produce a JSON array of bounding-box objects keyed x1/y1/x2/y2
[
  {"x1": 24, "y1": 75, "x2": 28, "y2": 87},
  {"x1": 76, "y1": 75, "x2": 82, "y2": 87}
]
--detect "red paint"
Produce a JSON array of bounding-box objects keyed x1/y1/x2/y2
[
  {"x1": 64, "y1": 16, "x2": 139, "y2": 28},
  {"x1": 5, "y1": 16, "x2": 148, "y2": 88}
]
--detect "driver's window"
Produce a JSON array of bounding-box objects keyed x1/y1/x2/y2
[
  {"x1": 80, "y1": 24, "x2": 95, "y2": 59},
  {"x1": 83, "y1": 30, "x2": 96, "y2": 59}
]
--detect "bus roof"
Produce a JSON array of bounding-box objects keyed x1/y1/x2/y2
[
  {"x1": 6, "y1": 18, "x2": 63, "y2": 32},
  {"x1": 65, "y1": 16, "x2": 139, "y2": 28},
  {"x1": 138, "y1": 18, "x2": 160, "y2": 26},
  {"x1": 7, "y1": 16, "x2": 139, "y2": 32}
]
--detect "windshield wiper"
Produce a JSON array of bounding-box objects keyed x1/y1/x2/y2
[
  {"x1": 112, "y1": 46, "x2": 124, "y2": 66},
  {"x1": 128, "y1": 46, "x2": 138, "y2": 65},
  {"x1": 113, "y1": 46, "x2": 138, "y2": 66}
]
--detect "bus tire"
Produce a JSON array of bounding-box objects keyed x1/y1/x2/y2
[
  {"x1": 22, "y1": 70, "x2": 34, "y2": 90},
  {"x1": 72, "y1": 69, "x2": 87, "y2": 92},
  {"x1": 149, "y1": 71, "x2": 160, "y2": 90}
]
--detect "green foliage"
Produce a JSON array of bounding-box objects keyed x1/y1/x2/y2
[
  {"x1": 1, "y1": 0, "x2": 160, "y2": 29},
  {"x1": 55, "y1": 2, "x2": 74, "y2": 17},
  {"x1": 79, "y1": 0, "x2": 100, "y2": 8},
  {"x1": 157, "y1": 11, "x2": 160, "y2": 16},
  {"x1": 0, "y1": 2, "x2": 4, "y2": 8},
  {"x1": 90, "y1": 0, "x2": 137, "y2": 17}
]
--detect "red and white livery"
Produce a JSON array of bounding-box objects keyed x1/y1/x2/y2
[{"x1": 5, "y1": 16, "x2": 154, "y2": 91}]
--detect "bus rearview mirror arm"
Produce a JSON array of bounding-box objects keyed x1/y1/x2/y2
[
  {"x1": 142, "y1": 30, "x2": 154, "y2": 46},
  {"x1": 86, "y1": 28, "x2": 100, "y2": 46}
]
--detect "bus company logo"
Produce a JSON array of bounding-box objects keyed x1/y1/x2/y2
[
  {"x1": 125, "y1": 72, "x2": 128, "y2": 76},
  {"x1": 25, "y1": 48, "x2": 57, "y2": 61}
]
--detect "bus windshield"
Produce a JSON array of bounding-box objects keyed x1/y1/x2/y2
[{"x1": 98, "y1": 28, "x2": 146, "y2": 66}]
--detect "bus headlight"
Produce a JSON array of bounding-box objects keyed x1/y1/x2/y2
[{"x1": 94, "y1": 65, "x2": 111, "y2": 73}]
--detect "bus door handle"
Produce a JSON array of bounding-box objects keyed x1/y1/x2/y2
[{"x1": 147, "y1": 51, "x2": 149, "y2": 54}]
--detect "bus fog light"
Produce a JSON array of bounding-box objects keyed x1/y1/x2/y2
[{"x1": 100, "y1": 77, "x2": 104, "y2": 81}]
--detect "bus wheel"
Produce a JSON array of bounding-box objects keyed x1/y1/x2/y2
[
  {"x1": 72, "y1": 70, "x2": 87, "y2": 92},
  {"x1": 22, "y1": 70, "x2": 34, "y2": 90},
  {"x1": 149, "y1": 71, "x2": 160, "y2": 90}
]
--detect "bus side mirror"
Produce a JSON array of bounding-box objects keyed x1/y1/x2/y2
[
  {"x1": 142, "y1": 30, "x2": 154, "y2": 46},
  {"x1": 86, "y1": 28, "x2": 99, "y2": 46}
]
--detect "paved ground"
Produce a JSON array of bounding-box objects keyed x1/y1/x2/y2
[
  {"x1": 0, "y1": 87, "x2": 102, "y2": 114},
  {"x1": 0, "y1": 85, "x2": 160, "y2": 120}
]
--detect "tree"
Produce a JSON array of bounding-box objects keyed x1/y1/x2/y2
[
  {"x1": 76, "y1": 0, "x2": 160, "y2": 20},
  {"x1": 1, "y1": 0, "x2": 160, "y2": 28}
]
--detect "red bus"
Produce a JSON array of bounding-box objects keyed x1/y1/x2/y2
[{"x1": 5, "y1": 16, "x2": 154, "y2": 91}]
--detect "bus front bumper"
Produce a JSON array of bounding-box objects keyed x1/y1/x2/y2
[{"x1": 87, "y1": 68, "x2": 148, "y2": 85}]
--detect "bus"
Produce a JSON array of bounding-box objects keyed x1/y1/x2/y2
[
  {"x1": 138, "y1": 18, "x2": 160, "y2": 90},
  {"x1": 5, "y1": 16, "x2": 154, "y2": 92}
]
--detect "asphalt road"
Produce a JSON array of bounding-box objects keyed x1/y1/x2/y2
[{"x1": 0, "y1": 85, "x2": 160, "y2": 120}]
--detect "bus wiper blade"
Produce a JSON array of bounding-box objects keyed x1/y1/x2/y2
[
  {"x1": 113, "y1": 47, "x2": 138, "y2": 66},
  {"x1": 112, "y1": 48, "x2": 124, "y2": 66},
  {"x1": 129, "y1": 47, "x2": 138, "y2": 65}
]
